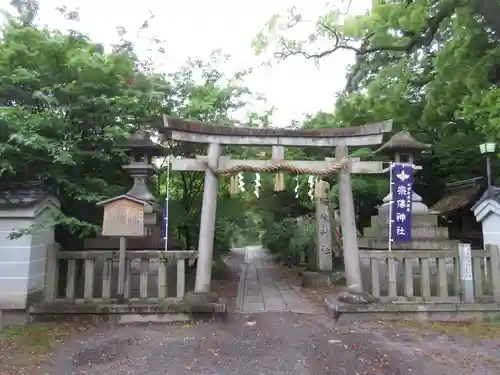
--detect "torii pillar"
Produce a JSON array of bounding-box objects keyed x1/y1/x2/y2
[{"x1": 195, "y1": 142, "x2": 221, "y2": 292}]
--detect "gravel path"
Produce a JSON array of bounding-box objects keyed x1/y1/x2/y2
[{"x1": 34, "y1": 312, "x2": 499, "y2": 375}]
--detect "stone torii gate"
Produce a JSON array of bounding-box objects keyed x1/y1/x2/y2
[{"x1": 162, "y1": 116, "x2": 392, "y2": 294}]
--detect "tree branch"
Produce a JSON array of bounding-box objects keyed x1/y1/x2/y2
[
  {"x1": 276, "y1": 1, "x2": 459, "y2": 63},
  {"x1": 342, "y1": 2, "x2": 460, "y2": 92}
]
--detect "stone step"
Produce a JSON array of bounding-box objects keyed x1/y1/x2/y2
[
  {"x1": 359, "y1": 238, "x2": 459, "y2": 250},
  {"x1": 370, "y1": 214, "x2": 438, "y2": 228},
  {"x1": 363, "y1": 226, "x2": 448, "y2": 240}
]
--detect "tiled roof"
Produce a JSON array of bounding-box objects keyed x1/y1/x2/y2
[
  {"x1": 0, "y1": 181, "x2": 51, "y2": 208},
  {"x1": 375, "y1": 130, "x2": 431, "y2": 153},
  {"x1": 431, "y1": 186, "x2": 481, "y2": 213},
  {"x1": 471, "y1": 186, "x2": 500, "y2": 211}
]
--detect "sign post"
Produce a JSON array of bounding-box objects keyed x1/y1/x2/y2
[
  {"x1": 98, "y1": 195, "x2": 147, "y2": 302},
  {"x1": 458, "y1": 243, "x2": 474, "y2": 303}
]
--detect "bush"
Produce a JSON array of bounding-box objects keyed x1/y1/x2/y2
[
  {"x1": 261, "y1": 216, "x2": 315, "y2": 265},
  {"x1": 261, "y1": 218, "x2": 295, "y2": 255},
  {"x1": 290, "y1": 216, "x2": 315, "y2": 257}
]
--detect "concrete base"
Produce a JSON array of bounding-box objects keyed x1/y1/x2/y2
[
  {"x1": 184, "y1": 291, "x2": 220, "y2": 304},
  {"x1": 0, "y1": 289, "x2": 45, "y2": 328},
  {"x1": 29, "y1": 298, "x2": 228, "y2": 324},
  {"x1": 0, "y1": 309, "x2": 30, "y2": 328},
  {"x1": 324, "y1": 295, "x2": 500, "y2": 322},
  {"x1": 300, "y1": 270, "x2": 347, "y2": 289}
]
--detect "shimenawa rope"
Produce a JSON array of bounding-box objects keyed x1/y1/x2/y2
[
  {"x1": 204, "y1": 157, "x2": 350, "y2": 176},
  {"x1": 204, "y1": 157, "x2": 350, "y2": 195}
]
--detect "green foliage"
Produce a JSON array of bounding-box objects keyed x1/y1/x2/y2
[
  {"x1": 289, "y1": 217, "x2": 315, "y2": 257},
  {"x1": 261, "y1": 218, "x2": 297, "y2": 255},
  {"x1": 0, "y1": 1, "x2": 268, "y2": 252},
  {"x1": 0, "y1": 8, "x2": 170, "y2": 244},
  {"x1": 261, "y1": 216, "x2": 315, "y2": 265},
  {"x1": 155, "y1": 54, "x2": 266, "y2": 253}
]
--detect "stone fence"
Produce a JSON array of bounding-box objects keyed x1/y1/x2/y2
[
  {"x1": 359, "y1": 244, "x2": 500, "y2": 303},
  {"x1": 44, "y1": 244, "x2": 198, "y2": 303}
]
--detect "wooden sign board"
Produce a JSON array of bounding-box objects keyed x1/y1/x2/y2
[{"x1": 102, "y1": 198, "x2": 145, "y2": 237}]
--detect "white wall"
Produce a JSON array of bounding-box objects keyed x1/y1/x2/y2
[
  {"x1": 28, "y1": 207, "x2": 56, "y2": 293},
  {"x1": 0, "y1": 198, "x2": 59, "y2": 309},
  {"x1": 482, "y1": 214, "x2": 500, "y2": 247},
  {"x1": 0, "y1": 213, "x2": 33, "y2": 308}
]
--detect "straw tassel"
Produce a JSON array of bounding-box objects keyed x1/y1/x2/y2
[
  {"x1": 229, "y1": 175, "x2": 238, "y2": 196},
  {"x1": 274, "y1": 172, "x2": 285, "y2": 191}
]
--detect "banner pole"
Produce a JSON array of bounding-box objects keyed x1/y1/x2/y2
[
  {"x1": 388, "y1": 162, "x2": 394, "y2": 252},
  {"x1": 164, "y1": 155, "x2": 170, "y2": 252}
]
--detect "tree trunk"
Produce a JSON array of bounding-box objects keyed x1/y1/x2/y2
[{"x1": 472, "y1": 0, "x2": 500, "y2": 36}]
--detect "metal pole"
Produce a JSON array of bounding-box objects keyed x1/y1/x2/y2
[
  {"x1": 388, "y1": 162, "x2": 394, "y2": 252},
  {"x1": 164, "y1": 156, "x2": 170, "y2": 251},
  {"x1": 486, "y1": 155, "x2": 493, "y2": 187},
  {"x1": 387, "y1": 163, "x2": 397, "y2": 296}
]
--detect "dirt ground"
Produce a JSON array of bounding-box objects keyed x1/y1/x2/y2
[
  {"x1": 1, "y1": 258, "x2": 499, "y2": 375},
  {"x1": 2, "y1": 311, "x2": 498, "y2": 375},
  {"x1": 278, "y1": 262, "x2": 500, "y2": 372},
  {"x1": 0, "y1": 256, "x2": 240, "y2": 375}
]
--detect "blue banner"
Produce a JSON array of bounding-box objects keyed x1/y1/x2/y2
[{"x1": 390, "y1": 163, "x2": 414, "y2": 242}]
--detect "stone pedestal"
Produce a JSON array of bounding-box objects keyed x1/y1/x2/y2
[
  {"x1": 366, "y1": 130, "x2": 440, "y2": 250},
  {"x1": 360, "y1": 195, "x2": 459, "y2": 297},
  {"x1": 360, "y1": 190, "x2": 456, "y2": 250}
]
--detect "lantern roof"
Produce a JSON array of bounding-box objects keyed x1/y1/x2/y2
[{"x1": 375, "y1": 130, "x2": 430, "y2": 154}]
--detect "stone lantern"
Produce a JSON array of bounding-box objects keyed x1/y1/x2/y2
[
  {"x1": 116, "y1": 129, "x2": 165, "y2": 231},
  {"x1": 360, "y1": 130, "x2": 457, "y2": 253},
  {"x1": 117, "y1": 129, "x2": 164, "y2": 203},
  {"x1": 374, "y1": 130, "x2": 431, "y2": 215}
]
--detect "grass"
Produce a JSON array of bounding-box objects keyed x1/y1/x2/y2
[
  {"x1": 0, "y1": 321, "x2": 89, "y2": 363},
  {"x1": 396, "y1": 317, "x2": 500, "y2": 340},
  {"x1": 0, "y1": 321, "x2": 91, "y2": 375}
]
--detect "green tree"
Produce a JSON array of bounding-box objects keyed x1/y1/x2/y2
[
  {"x1": 0, "y1": 1, "x2": 270, "y2": 255},
  {"x1": 0, "y1": 5, "x2": 171, "y2": 246},
  {"x1": 158, "y1": 53, "x2": 266, "y2": 251},
  {"x1": 255, "y1": 0, "x2": 499, "y2": 205}
]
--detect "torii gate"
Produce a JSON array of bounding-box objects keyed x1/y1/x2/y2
[{"x1": 162, "y1": 116, "x2": 392, "y2": 294}]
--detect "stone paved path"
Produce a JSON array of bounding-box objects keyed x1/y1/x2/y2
[{"x1": 235, "y1": 246, "x2": 313, "y2": 314}]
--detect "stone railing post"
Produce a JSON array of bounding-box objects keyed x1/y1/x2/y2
[
  {"x1": 487, "y1": 244, "x2": 500, "y2": 302},
  {"x1": 458, "y1": 243, "x2": 474, "y2": 303},
  {"x1": 44, "y1": 242, "x2": 59, "y2": 301}
]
